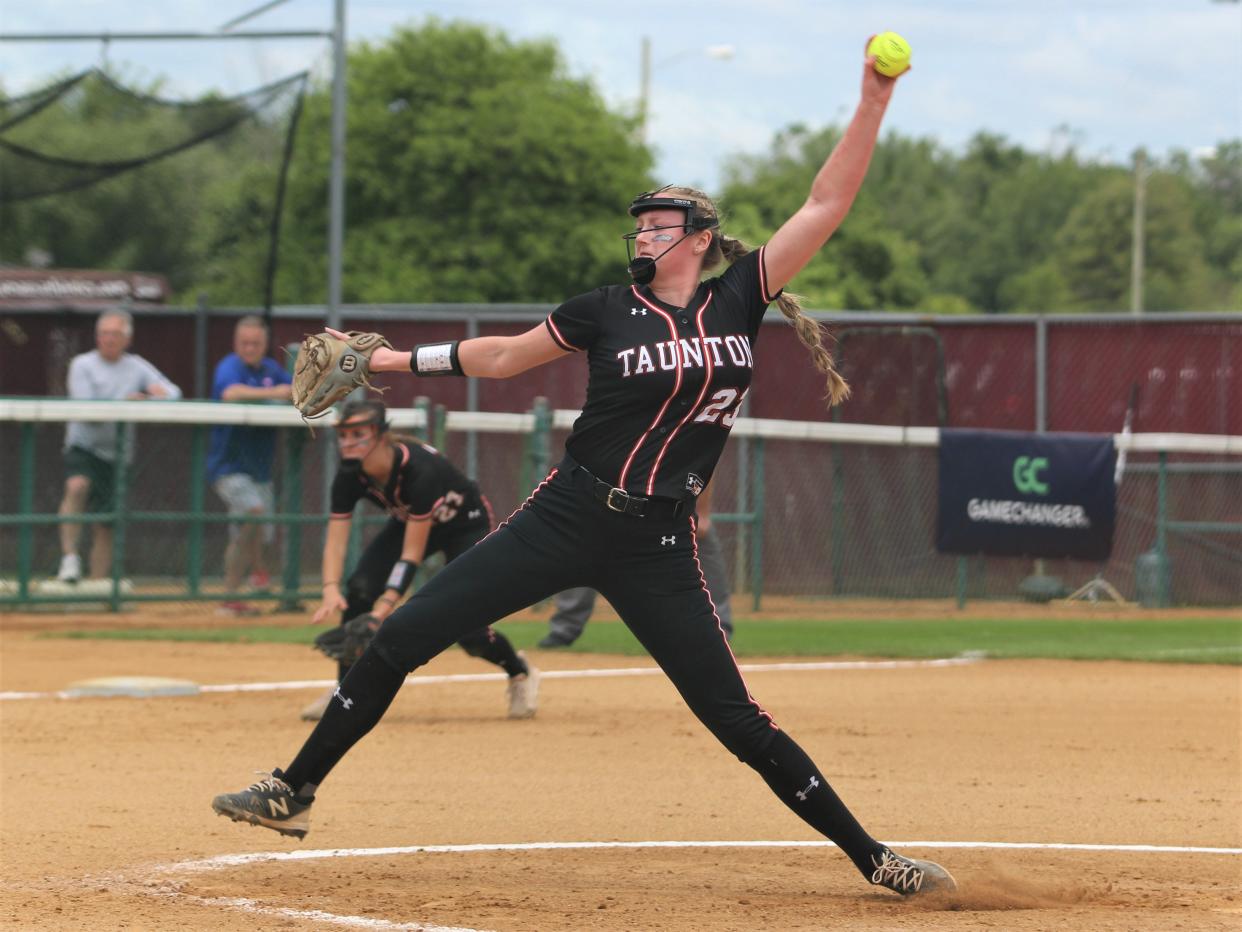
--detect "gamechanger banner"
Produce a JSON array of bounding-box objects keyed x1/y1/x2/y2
[{"x1": 936, "y1": 429, "x2": 1117, "y2": 561}]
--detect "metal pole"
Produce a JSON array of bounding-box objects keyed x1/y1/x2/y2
[
  {"x1": 187, "y1": 425, "x2": 207, "y2": 597},
  {"x1": 638, "y1": 35, "x2": 651, "y2": 143},
  {"x1": 280, "y1": 428, "x2": 305, "y2": 610},
  {"x1": 110, "y1": 424, "x2": 130, "y2": 612},
  {"x1": 749, "y1": 437, "x2": 766, "y2": 611},
  {"x1": 194, "y1": 293, "x2": 209, "y2": 399},
  {"x1": 326, "y1": 0, "x2": 347, "y2": 331},
  {"x1": 0, "y1": 30, "x2": 330, "y2": 41},
  {"x1": 1033, "y1": 315, "x2": 1048, "y2": 581},
  {"x1": 1155, "y1": 450, "x2": 1170, "y2": 607},
  {"x1": 734, "y1": 391, "x2": 750, "y2": 596},
  {"x1": 320, "y1": 0, "x2": 348, "y2": 512},
  {"x1": 17, "y1": 424, "x2": 35, "y2": 603},
  {"x1": 1034, "y1": 316, "x2": 1047, "y2": 432},
  {"x1": 1130, "y1": 149, "x2": 1147, "y2": 315},
  {"x1": 466, "y1": 313, "x2": 479, "y2": 478}
]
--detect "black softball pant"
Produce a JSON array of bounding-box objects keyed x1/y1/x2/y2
[
  {"x1": 286, "y1": 457, "x2": 884, "y2": 877},
  {"x1": 338, "y1": 517, "x2": 522, "y2": 680}
]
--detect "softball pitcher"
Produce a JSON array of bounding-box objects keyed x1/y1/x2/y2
[{"x1": 214, "y1": 41, "x2": 953, "y2": 897}]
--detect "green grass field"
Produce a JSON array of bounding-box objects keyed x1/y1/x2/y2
[{"x1": 50, "y1": 617, "x2": 1242, "y2": 664}]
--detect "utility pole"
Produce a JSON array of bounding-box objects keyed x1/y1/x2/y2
[
  {"x1": 636, "y1": 36, "x2": 733, "y2": 145},
  {"x1": 327, "y1": 0, "x2": 347, "y2": 331},
  {"x1": 638, "y1": 36, "x2": 652, "y2": 143},
  {"x1": 1130, "y1": 148, "x2": 1147, "y2": 315}
]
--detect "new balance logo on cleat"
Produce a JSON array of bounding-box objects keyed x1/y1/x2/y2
[
  {"x1": 211, "y1": 769, "x2": 313, "y2": 839},
  {"x1": 333, "y1": 686, "x2": 354, "y2": 710},
  {"x1": 795, "y1": 775, "x2": 820, "y2": 802}
]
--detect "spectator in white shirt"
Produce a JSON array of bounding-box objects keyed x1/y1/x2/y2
[{"x1": 57, "y1": 310, "x2": 182, "y2": 582}]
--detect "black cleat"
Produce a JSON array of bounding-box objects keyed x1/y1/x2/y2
[
  {"x1": 211, "y1": 769, "x2": 312, "y2": 839},
  {"x1": 870, "y1": 847, "x2": 957, "y2": 895}
]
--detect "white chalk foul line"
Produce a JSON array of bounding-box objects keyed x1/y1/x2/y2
[
  {"x1": 0, "y1": 655, "x2": 981, "y2": 701},
  {"x1": 167, "y1": 839, "x2": 1242, "y2": 874},
  {"x1": 143, "y1": 889, "x2": 486, "y2": 932},
  {"x1": 136, "y1": 837, "x2": 1241, "y2": 931}
]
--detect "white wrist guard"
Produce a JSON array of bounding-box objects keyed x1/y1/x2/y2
[{"x1": 411, "y1": 341, "x2": 463, "y2": 376}]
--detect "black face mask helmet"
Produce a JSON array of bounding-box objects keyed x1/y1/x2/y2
[
  {"x1": 623, "y1": 185, "x2": 719, "y2": 285},
  {"x1": 335, "y1": 399, "x2": 390, "y2": 470}
]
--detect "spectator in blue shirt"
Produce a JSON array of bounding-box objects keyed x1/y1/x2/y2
[{"x1": 208, "y1": 316, "x2": 292, "y2": 615}]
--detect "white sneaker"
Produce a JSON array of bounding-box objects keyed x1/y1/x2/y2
[
  {"x1": 300, "y1": 685, "x2": 336, "y2": 721},
  {"x1": 57, "y1": 554, "x2": 82, "y2": 584},
  {"x1": 506, "y1": 655, "x2": 540, "y2": 719}
]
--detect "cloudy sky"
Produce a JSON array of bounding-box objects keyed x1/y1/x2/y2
[{"x1": 2, "y1": 1, "x2": 1239, "y2": 191}]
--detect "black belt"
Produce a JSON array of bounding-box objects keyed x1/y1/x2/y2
[{"x1": 573, "y1": 463, "x2": 685, "y2": 519}]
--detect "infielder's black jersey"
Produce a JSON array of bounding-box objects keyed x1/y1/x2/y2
[
  {"x1": 330, "y1": 441, "x2": 489, "y2": 531},
  {"x1": 545, "y1": 247, "x2": 778, "y2": 499}
]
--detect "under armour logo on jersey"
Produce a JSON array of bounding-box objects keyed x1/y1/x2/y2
[
  {"x1": 333, "y1": 686, "x2": 354, "y2": 711},
  {"x1": 795, "y1": 775, "x2": 820, "y2": 802},
  {"x1": 661, "y1": 535, "x2": 676, "y2": 546},
  {"x1": 630, "y1": 307, "x2": 647, "y2": 316},
  {"x1": 468, "y1": 508, "x2": 482, "y2": 520}
]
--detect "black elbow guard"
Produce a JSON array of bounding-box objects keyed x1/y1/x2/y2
[
  {"x1": 384, "y1": 559, "x2": 418, "y2": 596},
  {"x1": 410, "y1": 341, "x2": 463, "y2": 376}
]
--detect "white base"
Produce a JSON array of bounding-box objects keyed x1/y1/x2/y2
[{"x1": 64, "y1": 676, "x2": 200, "y2": 698}]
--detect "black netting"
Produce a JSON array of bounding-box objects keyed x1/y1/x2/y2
[{"x1": 0, "y1": 67, "x2": 308, "y2": 311}]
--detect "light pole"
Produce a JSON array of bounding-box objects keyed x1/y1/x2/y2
[
  {"x1": 1130, "y1": 148, "x2": 1147, "y2": 315},
  {"x1": 637, "y1": 36, "x2": 735, "y2": 143}
]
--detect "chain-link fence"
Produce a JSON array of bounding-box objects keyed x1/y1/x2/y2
[{"x1": 2, "y1": 400, "x2": 1238, "y2": 610}]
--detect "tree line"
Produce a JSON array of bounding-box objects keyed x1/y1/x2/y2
[{"x1": 2, "y1": 20, "x2": 1238, "y2": 313}]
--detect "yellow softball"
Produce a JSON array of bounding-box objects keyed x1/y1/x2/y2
[{"x1": 867, "y1": 32, "x2": 911, "y2": 77}]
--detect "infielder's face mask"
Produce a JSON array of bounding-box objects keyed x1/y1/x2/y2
[
  {"x1": 623, "y1": 187, "x2": 719, "y2": 284},
  {"x1": 336, "y1": 415, "x2": 386, "y2": 465}
]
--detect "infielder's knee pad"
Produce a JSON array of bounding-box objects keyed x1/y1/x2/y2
[{"x1": 343, "y1": 580, "x2": 375, "y2": 620}]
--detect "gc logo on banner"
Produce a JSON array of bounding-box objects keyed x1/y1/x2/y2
[{"x1": 936, "y1": 429, "x2": 1117, "y2": 560}]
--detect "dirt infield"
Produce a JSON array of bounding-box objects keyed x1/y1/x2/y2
[{"x1": 2, "y1": 606, "x2": 1239, "y2": 930}]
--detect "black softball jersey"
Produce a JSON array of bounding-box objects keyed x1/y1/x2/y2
[
  {"x1": 544, "y1": 247, "x2": 779, "y2": 500},
  {"x1": 329, "y1": 441, "x2": 490, "y2": 533}
]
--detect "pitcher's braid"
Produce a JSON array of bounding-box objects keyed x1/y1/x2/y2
[{"x1": 717, "y1": 233, "x2": 850, "y2": 406}]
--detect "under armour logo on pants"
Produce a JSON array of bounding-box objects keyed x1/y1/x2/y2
[{"x1": 796, "y1": 775, "x2": 820, "y2": 801}]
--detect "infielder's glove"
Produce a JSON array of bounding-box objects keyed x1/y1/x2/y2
[
  {"x1": 291, "y1": 331, "x2": 393, "y2": 418},
  {"x1": 313, "y1": 613, "x2": 382, "y2": 664}
]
